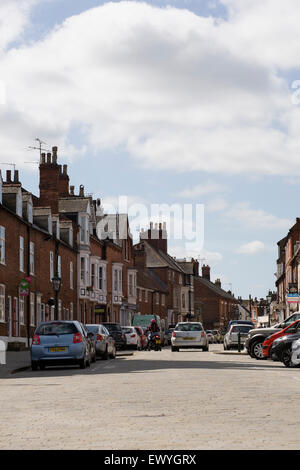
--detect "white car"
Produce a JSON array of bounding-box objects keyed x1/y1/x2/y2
[
  {"x1": 171, "y1": 322, "x2": 209, "y2": 352},
  {"x1": 122, "y1": 326, "x2": 142, "y2": 350},
  {"x1": 223, "y1": 324, "x2": 253, "y2": 350}
]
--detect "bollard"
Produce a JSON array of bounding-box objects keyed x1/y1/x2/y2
[{"x1": 238, "y1": 331, "x2": 241, "y2": 353}]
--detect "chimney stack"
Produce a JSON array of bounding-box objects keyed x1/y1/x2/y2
[
  {"x1": 14, "y1": 170, "x2": 19, "y2": 183},
  {"x1": 202, "y1": 264, "x2": 211, "y2": 281},
  {"x1": 215, "y1": 278, "x2": 221, "y2": 289}
]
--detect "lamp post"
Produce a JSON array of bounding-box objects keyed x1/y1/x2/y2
[
  {"x1": 266, "y1": 290, "x2": 272, "y2": 327},
  {"x1": 52, "y1": 273, "x2": 61, "y2": 320}
]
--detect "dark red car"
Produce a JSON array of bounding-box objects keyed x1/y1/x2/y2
[{"x1": 262, "y1": 320, "x2": 300, "y2": 358}]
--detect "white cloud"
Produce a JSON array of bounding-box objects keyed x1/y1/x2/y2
[
  {"x1": 169, "y1": 245, "x2": 223, "y2": 267},
  {"x1": 178, "y1": 182, "x2": 227, "y2": 199},
  {"x1": 206, "y1": 197, "x2": 228, "y2": 212},
  {"x1": 224, "y1": 202, "x2": 292, "y2": 230},
  {"x1": 236, "y1": 240, "x2": 265, "y2": 255},
  {"x1": 0, "y1": 1, "x2": 300, "y2": 176}
]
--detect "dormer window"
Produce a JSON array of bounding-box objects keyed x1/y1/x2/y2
[{"x1": 80, "y1": 215, "x2": 89, "y2": 244}]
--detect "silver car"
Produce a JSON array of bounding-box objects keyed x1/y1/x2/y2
[
  {"x1": 171, "y1": 322, "x2": 209, "y2": 352},
  {"x1": 224, "y1": 324, "x2": 253, "y2": 350},
  {"x1": 86, "y1": 324, "x2": 116, "y2": 360}
]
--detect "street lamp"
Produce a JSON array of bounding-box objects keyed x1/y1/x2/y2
[
  {"x1": 52, "y1": 273, "x2": 61, "y2": 320},
  {"x1": 266, "y1": 290, "x2": 272, "y2": 327}
]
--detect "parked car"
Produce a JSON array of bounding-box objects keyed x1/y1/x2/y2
[
  {"x1": 270, "y1": 331, "x2": 300, "y2": 366},
  {"x1": 171, "y1": 322, "x2": 209, "y2": 352},
  {"x1": 102, "y1": 323, "x2": 126, "y2": 350},
  {"x1": 262, "y1": 320, "x2": 300, "y2": 359},
  {"x1": 122, "y1": 326, "x2": 142, "y2": 350},
  {"x1": 223, "y1": 324, "x2": 254, "y2": 350},
  {"x1": 245, "y1": 312, "x2": 300, "y2": 360},
  {"x1": 85, "y1": 324, "x2": 116, "y2": 359},
  {"x1": 31, "y1": 321, "x2": 92, "y2": 370},
  {"x1": 134, "y1": 326, "x2": 147, "y2": 350},
  {"x1": 225, "y1": 320, "x2": 255, "y2": 333}
]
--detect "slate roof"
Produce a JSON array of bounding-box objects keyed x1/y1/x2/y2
[
  {"x1": 195, "y1": 276, "x2": 237, "y2": 300},
  {"x1": 142, "y1": 241, "x2": 186, "y2": 273},
  {"x1": 59, "y1": 197, "x2": 90, "y2": 214},
  {"x1": 137, "y1": 267, "x2": 168, "y2": 293}
]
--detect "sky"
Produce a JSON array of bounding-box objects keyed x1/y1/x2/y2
[{"x1": 1, "y1": 0, "x2": 300, "y2": 299}]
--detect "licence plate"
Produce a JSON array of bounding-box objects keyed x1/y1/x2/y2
[
  {"x1": 183, "y1": 337, "x2": 195, "y2": 340},
  {"x1": 49, "y1": 347, "x2": 67, "y2": 352}
]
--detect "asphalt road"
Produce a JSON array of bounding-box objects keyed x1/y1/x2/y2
[{"x1": 0, "y1": 345, "x2": 299, "y2": 450}]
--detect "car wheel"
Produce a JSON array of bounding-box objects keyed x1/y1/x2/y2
[
  {"x1": 31, "y1": 361, "x2": 38, "y2": 371},
  {"x1": 109, "y1": 346, "x2": 116, "y2": 359},
  {"x1": 282, "y1": 347, "x2": 292, "y2": 368},
  {"x1": 39, "y1": 363, "x2": 45, "y2": 370},
  {"x1": 203, "y1": 345, "x2": 209, "y2": 352},
  {"x1": 171, "y1": 346, "x2": 179, "y2": 352},
  {"x1": 102, "y1": 347, "x2": 109, "y2": 360},
  {"x1": 251, "y1": 340, "x2": 264, "y2": 360},
  {"x1": 79, "y1": 358, "x2": 86, "y2": 369}
]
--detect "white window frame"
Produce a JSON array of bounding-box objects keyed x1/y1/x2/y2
[
  {"x1": 30, "y1": 292, "x2": 35, "y2": 326},
  {"x1": 19, "y1": 296, "x2": 25, "y2": 325},
  {"x1": 0, "y1": 285, "x2": 5, "y2": 322},
  {"x1": 50, "y1": 251, "x2": 54, "y2": 281},
  {"x1": 0, "y1": 226, "x2": 5, "y2": 265},
  {"x1": 57, "y1": 255, "x2": 62, "y2": 278},
  {"x1": 30, "y1": 241, "x2": 35, "y2": 275},
  {"x1": 19, "y1": 236, "x2": 24, "y2": 272},
  {"x1": 70, "y1": 261, "x2": 73, "y2": 289}
]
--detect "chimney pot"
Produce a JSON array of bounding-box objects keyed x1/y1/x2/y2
[
  {"x1": 47, "y1": 153, "x2": 51, "y2": 164},
  {"x1": 41, "y1": 153, "x2": 46, "y2": 164},
  {"x1": 52, "y1": 146, "x2": 58, "y2": 164},
  {"x1": 14, "y1": 170, "x2": 19, "y2": 183},
  {"x1": 79, "y1": 185, "x2": 84, "y2": 197},
  {"x1": 6, "y1": 170, "x2": 11, "y2": 183},
  {"x1": 70, "y1": 185, "x2": 75, "y2": 196},
  {"x1": 63, "y1": 164, "x2": 67, "y2": 175}
]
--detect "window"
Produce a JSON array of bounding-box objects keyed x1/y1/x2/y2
[
  {"x1": 0, "y1": 285, "x2": 5, "y2": 322},
  {"x1": 28, "y1": 201, "x2": 33, "y2": 223},
  {"x1": 57, "y1": 255, "x2": 61, "y2": 278},
  {"x1": 99, "y1": 266, "x2": 103, "y2": 290},
  {"x1": 162, "y1": 294, "x2": 165, "y2": 306},
  {"x1": 30, "y1": 242, "x2": 34, "y2": 275},
  {"x1": 182, "y1": 293, "x2": 186, "y2": 309},
  {"x1": 36, "y1": 295, "x2": 42, "y2": 325},
  {"x1": 70, "y1": 302, "x2": 73, "y2": 320},
  {"x1": 139, "y1": 289, "x2": 142, "y2": 302},
  {"x1": 0, "y1": 226, "x2": 5, "y2": 264},
  {"x1": 156, "y1": 292, "x2": 160, "y2": 305},
  {"x1": 30, "y1": 292, "x2": 35, "y2": 326},
  {"x1": 91, "y1": 263, "x2": 95, "y2": 288},
  {"x1": 70, "y1": 261, "x2": 73, "y2": 289},
  {"x1": 19, "y1": 296, "x2": 24, "y2": 324},
  {"x1": 81, "y1": 257, "x2": 85, "y2": 283},
  {"x1": 145, "y1": 290, "x2": 148, "y2": 303},
  {"x1": 80, "y1": 216, "x2": 89, "y2": 244},
  {"x1": 19, "y1": 236, "x2": 24, "y2": 272},
  {"x1": 50, "y1": 251, "x2": 54, "y2": 280},
  {"x1": 58, "y1": 300, "x2": 62, "y2": 320}
]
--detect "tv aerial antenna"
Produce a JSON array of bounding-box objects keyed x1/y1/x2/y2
[{"x1": 28, "y1": 138, "x2": 50, "y2": 158}]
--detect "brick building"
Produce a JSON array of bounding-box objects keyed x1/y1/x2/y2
[
  {"x1": 0, "y1": 163, "x2": 78, "y2": 348},
  {"x1": 193, "y1": 264, "x2": 239, "y2": 330}
]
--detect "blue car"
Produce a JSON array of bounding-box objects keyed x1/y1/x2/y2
[{"x1": 31, "y1": 321, "x2": 92, "y2": 370}]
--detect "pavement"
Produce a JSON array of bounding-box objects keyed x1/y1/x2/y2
[{"x1": 0, "y1": 350, "x2": 31, "y2": 378}]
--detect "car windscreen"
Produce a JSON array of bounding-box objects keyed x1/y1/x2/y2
[
  {"x1": 36, "y1": 322, "x2": 78, "y2": 336},
  {"x1": 231, "y1": 325, "x2": 253, "y2": 333},
  {"x1": 86, "y1": 325, "x2": 99, "y2": 334},
  {"x1": 176, "y1": 323, "x2": 203, "y2": 332},
  {"x1": 122, "y1": 328, "x2": 133, "y2": 334},
  {"x1": 104, "y1": 324, "x2": 122, "y2": 332}
]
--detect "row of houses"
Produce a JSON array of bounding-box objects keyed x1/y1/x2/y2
[{"x1": 0, "y1": 147, "x2": 240, "y2": 348}]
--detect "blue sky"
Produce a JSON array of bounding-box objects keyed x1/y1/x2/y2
[{"x1": 1, "y1": 0, "x2": 300, "y2": 299}]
